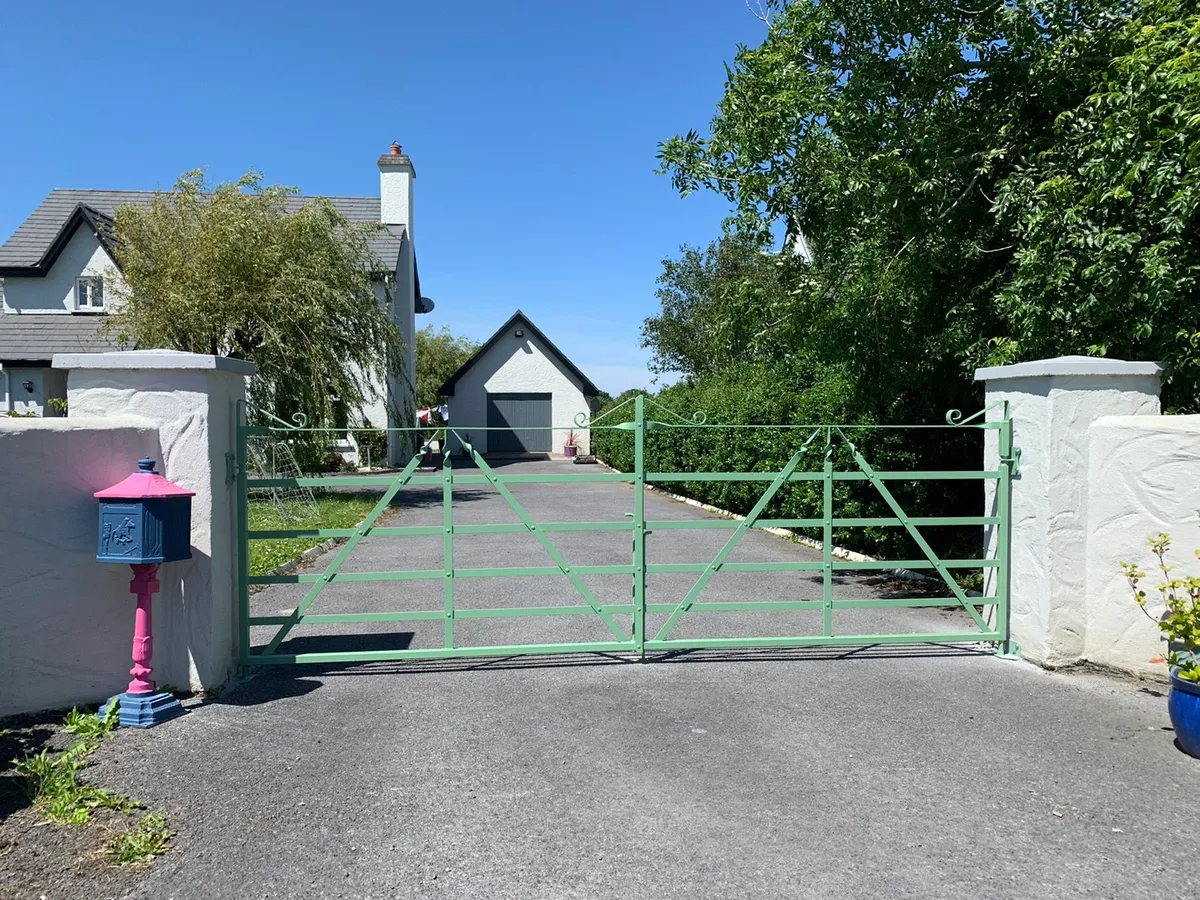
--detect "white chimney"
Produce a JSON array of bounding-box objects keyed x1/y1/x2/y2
[{"x1": 378, "y1": 142, "x2": 415, "y2": 235}]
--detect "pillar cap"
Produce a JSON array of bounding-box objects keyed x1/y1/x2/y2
[
  {"x1": 975, "y1": 355, "x2": 1162, "y2": 381},
  {"x1": 53, "y1": 349, "x2": 255, "y2": 376}
]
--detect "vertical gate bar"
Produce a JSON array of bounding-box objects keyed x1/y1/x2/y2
[
  {"x1": 822, "y1": 428, "x2": 834, "y2": 637},
  {"x1": 995, "y1": 403, "x2": 1015, "y2": 656},
  {"x1": 443, "y1": 450, "x2": 455, "y2": 648},
  {"x1": 236, "y1": 406, "x2": 251, "y2": 664},
  {"x1": 633, "y1": 394, "x2": 646, "y2": 657}
]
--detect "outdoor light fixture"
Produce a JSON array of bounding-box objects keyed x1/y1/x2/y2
[
  {"x1": 21, "y1": 380, "x2": 33, "y2": 393},
  {"x1": 515, "y1": 329, "x2": 524, "y2": 338}
]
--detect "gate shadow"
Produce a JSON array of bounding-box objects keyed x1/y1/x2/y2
[{"x1": 220, "y1": 641, "x2": 989, "y2": 707}]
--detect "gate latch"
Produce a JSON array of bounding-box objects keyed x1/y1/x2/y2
[
  {"x1": 1001, "y1": 445, "x2": 1022, "y2": 477},
  {"x1": 225, "y1": 452, "x2": 241, "y2": 484}
]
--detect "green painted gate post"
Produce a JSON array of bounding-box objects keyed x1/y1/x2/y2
[
  {"x1": 822, "y1": 427, "x2": 834, "y2": 637},
  {"x1": 443, "y1": 449, "x2": 455, "y2": 648},
  {"x1": 995, "y1": 404, "x2": 1020, "y2": 659},
  {"x1": 632, "y1": 394, "x2": 647, "y2": 657},
  {"x1": 236, "y1": 405, "x2": 250, "y2": 666}
]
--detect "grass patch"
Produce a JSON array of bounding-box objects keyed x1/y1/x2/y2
[
  {"x1": 14, "y1": 701, "x2": 135, "y2": 825},
  {"x1": 105, "y1": 812, "x2": 173, "y2": 866},
  {"x1": 248, "y1": 491, "x2": 382, "y2": 577}
]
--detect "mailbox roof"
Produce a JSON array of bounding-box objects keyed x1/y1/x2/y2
[{"x1": 95, "y1": 471, "x2": 196, "y2": 499}]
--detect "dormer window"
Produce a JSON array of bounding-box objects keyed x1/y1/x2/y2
[{"x1": 76, "y1": 276, "x2": 104, "y2": 311}]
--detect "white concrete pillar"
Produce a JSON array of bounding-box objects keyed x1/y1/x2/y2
[
  {"x1": 54, "y1": 350, "x2": 255, "y2": 692},
  {"x1": 975, "y1": 356, "x2": 1162, "y2": 667}
]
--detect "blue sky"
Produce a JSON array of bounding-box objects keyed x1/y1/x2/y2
[{"x1": 0, "y1": 1, "x2": 768, "y2": 394}]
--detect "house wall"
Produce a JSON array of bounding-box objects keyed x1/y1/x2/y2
[
  {"x1": 446, "y1": 330, "x2": 592, "y2": 455},
  {"x1": 385, "y1": 239, "x2": 419, "y2": 465},
  {"x1": 2, "y1": 227, "x2": 122, "y2": 313},
  {"x1": 2, "y1": 365, "x2": 66, "y2": 416}
]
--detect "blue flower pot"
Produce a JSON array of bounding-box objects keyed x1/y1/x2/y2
[{"x1": 1168, "y1": 673, "x2": 1200, "y2": 758}]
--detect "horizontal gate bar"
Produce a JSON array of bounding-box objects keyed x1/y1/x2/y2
[
  {"x1": 250, "y1": 564, "x2": 636, "y2": 585},
  {"x1": 644, "y1": 559, "x2": 998, "y2": 575},
  {"x1": 246, "y1": 640, "x2": 636, "y2": 665},
  {"x1": 246, "y1": 598, "x2": 992, "y2": 628},
  {"x1": 247, "y1": 473, "x2": 635, "y2": 489},
  {"x1": 645, "y1": 471, "x2": 999, "y2": 483},
  {"x1": 644, "y1": 516, "x2": 1000, "y2": 531},
  {"x1": 249, "y1": 607, "x2": 643, "y2": 626},
  {"x1": 250, "y1": 569, "x2": 444, "y2": 585},
  {"x1": 453, "y1": 604, "x2": 635, "y2": 619},
  {"x1": 249, "y1": 611, "x2": 446, "y2": 625},
  {"x1": 247, "y1": 473, "x2": 996, "y2": 489},
  {"x1": 455, "y1": 521, "x2": 635, "y2": 534},
  {"x1": 640, "y1": 597, "x2": 998, "y2": 613},
  {"x1": 248, "y1": 521, "x2": 637, "y2": 540},
  {"x1": 643, "y1": 632, "x2": 1001, "y2": 652}
]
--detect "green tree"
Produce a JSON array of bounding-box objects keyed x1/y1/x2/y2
[
  {"x1": 656, "y1": 0, "x2": 1136, "y2": 417},
  {"x1": 109, "y1": 169, "x2": 404, "y2": 427},
  {"x1": 642, "y1": 234, "x2": 792, "y2": 380},
  {"x1": 414, "y1": 325, "x2": 479, "y2": 411},
  {"x1": 993, "y1": 6, "x2": 1200, "y2": 407}
]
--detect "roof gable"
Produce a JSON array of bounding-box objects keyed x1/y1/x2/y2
[
  {"x1": 0, "y1": 203, "x2": 117, "y2": 277},
  {"x1": 438, "y1": 310, "x2": 599, "y2": 396}
]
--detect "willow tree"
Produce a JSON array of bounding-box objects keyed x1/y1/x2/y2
[{"x1": 108, "y1": 169, "x2": 405, "y2": 427}]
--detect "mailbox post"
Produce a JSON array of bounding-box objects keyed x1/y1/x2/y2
[{"x1": 95, "y1": 457, "x2": 194, "y2": 727}]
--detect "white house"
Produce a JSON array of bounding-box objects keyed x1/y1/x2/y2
[
  {"x1": 438, "y1": 310, "x2": 599, "y2": 456},
  {"x1": 0, "y1": 144, "x2": 432, "y2": 460}
]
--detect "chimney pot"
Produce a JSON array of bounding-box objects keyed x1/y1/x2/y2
[{"x1": 390, "y1": 142, "x2": 402, "y2": 156}]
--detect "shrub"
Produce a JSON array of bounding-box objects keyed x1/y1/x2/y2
[
  {"x1": 592, "y1": 363, "x2": 982, "y2": 560},
  {"x1": 355, "y1": 428, "x2": 388, "y2": 467}
]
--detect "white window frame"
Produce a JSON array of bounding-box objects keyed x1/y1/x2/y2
[{"x1": 75, "y1": 276, "x2": 104, "y2": 311}]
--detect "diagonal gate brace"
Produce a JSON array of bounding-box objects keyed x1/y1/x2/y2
[
  {"x1": 259, "y1": 443, "x2": 429, "y2": 658},
  {"x1": 653, "y1": 428, "x2": 822, "y2": 642},
  {"x1": 464, "y1": 440, "x2": 629, "y2": 642},
  {"x1": 835, "y1": 428, "x2": 993, "y2": 635}
]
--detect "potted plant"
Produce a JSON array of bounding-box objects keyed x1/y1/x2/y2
[
  {"x1": 563, "y1": 430, "x2": 579, "y2": 459},
  {"x1": 1121, "y1": 531, "x2": 1200, "y2": 758}
]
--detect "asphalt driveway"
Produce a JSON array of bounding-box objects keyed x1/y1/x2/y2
[{"x1": 71, "y1": 459, "x2": 1200, "y2": 899}]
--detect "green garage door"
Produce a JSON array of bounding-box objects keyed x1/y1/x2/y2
[{"x1": 487, "y1": 392, "x2": 552, "y2": 453}]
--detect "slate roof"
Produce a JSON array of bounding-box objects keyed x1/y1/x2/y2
[
  {"x1": 0, "y1": 315, "x2": 122, "y2": 363},
  {"x1": 0, "y1": 189, "x2": 405, "y2": 271},
  {"x1": 438, "y1": 310, "x2": 600, "y2": 397}
]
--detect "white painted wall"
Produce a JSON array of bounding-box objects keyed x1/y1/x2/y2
[
  {"x1": 977, "y1": 356, "x2": 1166, "y2": 674},
  {"x1": 2, "y1": 226, "x2": 123, "y2": 313},
  {"x1": 445, "y1": 329, "x2": 592, "y2": 455},
  {"x1": 1085, "y1": 415, "x2": 1200, "y2": 677},
  {"x1": 58, "y1": 350, "x2": 253, "y2": 696},
  {"x1": 0, "y1": 415, "x2": 162, "y2": 717}
]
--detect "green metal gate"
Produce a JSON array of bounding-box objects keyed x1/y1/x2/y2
[{"x1": 235, "y1": 396, "x2": 1018, "y2": 666}]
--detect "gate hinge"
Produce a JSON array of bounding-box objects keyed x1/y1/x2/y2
[
  {"x1": 1001, "y1": 446, "x2": 1022, "y2": 477},
  {"x1": 225, "y1": 452, "x2": 242, "y2": 484}
]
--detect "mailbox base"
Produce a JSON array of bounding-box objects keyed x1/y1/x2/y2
[{"x1": 109, "y1": 691, "x2": 186, "y2": 728}]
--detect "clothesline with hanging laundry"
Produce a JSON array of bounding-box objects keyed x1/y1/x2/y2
[{"x1": 416, "y1": 404, "x2": 450, "y2": 424}]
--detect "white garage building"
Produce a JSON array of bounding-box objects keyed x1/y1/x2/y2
[{"x1": 439, "y1": 310, "x2": 600, "y2": 456}]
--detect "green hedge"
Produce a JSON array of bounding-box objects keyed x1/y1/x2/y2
[{"x1": 592, "y1": 365, "x2": 982, "y2": 561}]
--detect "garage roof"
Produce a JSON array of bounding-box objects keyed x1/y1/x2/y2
[{"x1": 438, "y1": 310, "x2": 599, "y2": 396}]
